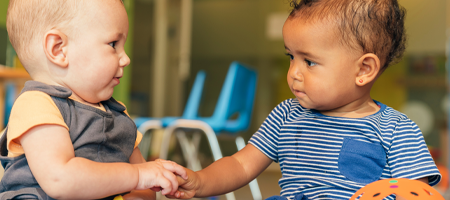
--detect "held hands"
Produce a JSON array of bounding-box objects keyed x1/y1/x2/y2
[
  {"x1": 135, "y1": 159, "x2": 188, "y2": 196},
  {"x1": 166, "y1": 167, "x2": 201, "y2": 199}
]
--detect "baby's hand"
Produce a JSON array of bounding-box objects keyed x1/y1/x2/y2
[
  {"x1": 166, "y1": 167, "x2": 200, "y2": 199},
  {"x1": 134, "y1": 159, "x2": 187, "y2": 196}
]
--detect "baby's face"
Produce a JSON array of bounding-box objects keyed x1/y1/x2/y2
[
  {"x1": 283, "y1": 16, "x2": 363, "y2": 112},
  {"x1": 63, "y1": 0, "x2": 130, "y2": 104}
]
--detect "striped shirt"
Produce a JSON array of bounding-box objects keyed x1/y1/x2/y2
[{"x1": 249, "y1": 99, "x2": 441, "y2": 200}]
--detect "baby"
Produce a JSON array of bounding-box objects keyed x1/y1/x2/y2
[
  {"x1": 0, "y1": 0, "x2": 186, "y2": 199},
  {"x1": 170, "y1": 0, "x2": 441, "y2": 199}
]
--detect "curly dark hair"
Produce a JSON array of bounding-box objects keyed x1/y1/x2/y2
[{"x1": 289, "y1": 0, "x2": 406, "y2": 70}]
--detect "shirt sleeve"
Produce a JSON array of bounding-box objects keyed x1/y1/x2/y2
[
  {"x1": 249, "y1": 99, "x2": 292, "y2": 162},
  {"x1": 7, "y1": 91, "x2": 69, "y2": 157},
  {"x1": 387, "y1": 117, "x2": 441, "y2": 186},
  {"x1": 135, "y1": 130, "x2": 143, "y2": 149}
]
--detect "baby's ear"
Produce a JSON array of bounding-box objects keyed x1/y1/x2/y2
[
  {"x1": 355, "y1": 53, "x2": 381, "y2": 86},
  {"x1": 43, "y1": 30, "x2": 69, "y2": 68}
]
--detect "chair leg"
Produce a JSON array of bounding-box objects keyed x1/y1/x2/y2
[
  {"x1": 236, "y1": 136, "x2": 263, "y2": 200},
  {"x1": 161, "y1": 119, "x2": 224, "y2": 160},
  {"x1": 159, "y1": 124, "x2": 177, "y2": 160},
  {"x1": 189, "y1": 131, "x2": 203, "y2": 171},
  {"x1": 137, "y1": 120, "x2": 162, "y2": 160},
  {"x1": 225, "y1": 192, "x2": 236, "y2": 200},
  {"x1": 175, "y1": 130, "x2": 202, "y2": 171},
  {"x1": 160, "y1": 120, "x2": 236, "y2": 200}
]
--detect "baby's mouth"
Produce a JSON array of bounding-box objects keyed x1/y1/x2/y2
[
  {"x1": 294, "y1": 89, "x2": 306, "y2": 96},
  {"x1": 113, "y1": 76, "x2": 121, "y2": 84}
]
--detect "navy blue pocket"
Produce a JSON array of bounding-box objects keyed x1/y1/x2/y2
[{"x1": 338, "y1": 138, "x2": 386, "y2": 183}]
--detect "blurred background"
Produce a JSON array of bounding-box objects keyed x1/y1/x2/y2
[{"x1": 0, "y1": 0, "x2": 448, "y2": 199}]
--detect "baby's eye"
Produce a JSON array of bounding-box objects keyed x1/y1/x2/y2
[
  {"x1": 285, "y1": 53, "x2": 294, "y2": 60},
  {"x1": 305, "y1": 59, "x2": 317, "y2": 66},
  {"x1": 109, "y1": 41, "x2": 117, "y2": 49}
]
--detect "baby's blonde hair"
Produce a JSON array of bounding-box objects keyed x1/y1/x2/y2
[{"x1": 7, "y1": 0, "x2": 85, "y2": 66}]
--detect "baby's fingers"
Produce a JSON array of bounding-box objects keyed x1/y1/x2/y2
[
  {"x1": 156, "y1": 159, "x2": 188, "y2": 179},
  {"x1": 166, "y1": 191, "x2": 186, "y2": 199},
  {"x1": 159, "y1": 176, "x2": 175, "y2": 196},
  {"x1": 165, "y1": 190, "x2": 187, "y2": 199},
  {"x1": 177, "y1": 175, "x2": 188, "y2": 185},
  {"x1": 165, "y1": 176, "x2": 188, "y2": 198},
  {"x1": 165, "y1": 176, "x2": 197, "y2": 199},
  {"x1": 162, "y1": 170, "x2": 180, "y2": 195}
]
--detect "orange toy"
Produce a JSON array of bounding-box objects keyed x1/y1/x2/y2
[{"x1": 350, "y1": 178, "x2": 444, "y2": 200}]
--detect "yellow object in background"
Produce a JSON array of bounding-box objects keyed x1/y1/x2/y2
[
  {"x1": 113, "y1": 195, "x2": 124, "y2": 200},
  {"x1": 371, "y1": 59, "x2": 407, "y2": 111},
  {"x1": 13, "y1": 55, "x2": 24, "y2": 70}
]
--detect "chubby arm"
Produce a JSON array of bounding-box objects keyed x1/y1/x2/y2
[
  {"x1": 21, "y1": 124, "x2": 185, "y2": 200},
  {"x1": 172, "y1": 144, "x2": 272, "y2": 198}
]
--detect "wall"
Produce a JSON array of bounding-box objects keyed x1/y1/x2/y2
[
  {"x1": 0, "y1": 0, "x2": 7, "y2": 26},
  {"x1": 400, "y1": 0, "x2": 446, "y2": 54},
  {"x1": 0, "y1": 0, "x2": 8, "y2": 65}
]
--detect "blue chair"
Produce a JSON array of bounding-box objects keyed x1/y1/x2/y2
[
  {"x1": 134, "y1": 70, "x2": 206, "y2": 160},
  {"x1": 159, "y1": 61, "x2": 261, "y2": 200},
  {"x1": 4, "y1": 82, "x2": 16, "y2": 126}
]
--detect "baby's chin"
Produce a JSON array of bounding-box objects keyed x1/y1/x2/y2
[
  {"x1": 296, "y1": 99, "x2": 315, "y2": 110},
  {"x1": 296, "y1": 99, "x2": 328, "y2": 111},
  {"x1": 81, "y1": 95, "x2": 111, "y2": 105},
  {"x1": 298, "y1": 100, "x2": 315, "y2": 110},
  {"x1": 93, "y1": 92, "x2": 114, "y2": 102}
]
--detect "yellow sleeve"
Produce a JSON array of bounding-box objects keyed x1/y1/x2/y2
[
  {"x1": 116, "y1": 100, "x2": 143, "y2": 148},
  {"x1": 7, "y1": 91, "x2": 68, "y2": 157},
  {"x1": 135, "y1": 130, "x2": 143, "y2": 149}
]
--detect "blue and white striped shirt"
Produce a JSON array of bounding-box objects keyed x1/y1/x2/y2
[{"x1": 249, "y1": 99, "x2": 441, "y2": 200}]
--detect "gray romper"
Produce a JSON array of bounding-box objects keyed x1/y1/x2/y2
[{"x1": 0, "y1": 81, "x2": 137, "y2": 200}]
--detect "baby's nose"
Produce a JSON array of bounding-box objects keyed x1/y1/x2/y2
[
  {"x1": 120, "y1": 53, "x2": 131, "y2": 67},
  {"x1": 288, "y1": 66, "x2": 303, "y2": 82}
]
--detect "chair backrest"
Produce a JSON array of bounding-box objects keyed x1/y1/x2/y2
[
  {"x1": 182, "y1": 70, "x2": 206, "y2": 119},
  {"x1": 211, "y1": 61, "x2": 257, "y2": 133},
  {"x1": 133, "y1": 70, "x2": 205, "y2": 128},
  {"x1": 4, "y1": 82, "x2": 16, "y2": 126}
]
